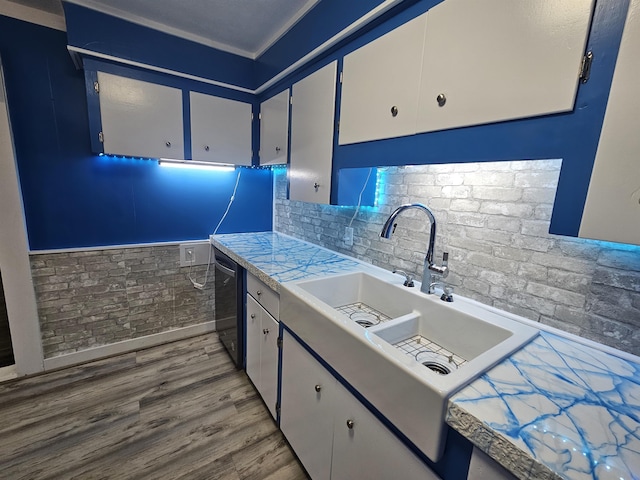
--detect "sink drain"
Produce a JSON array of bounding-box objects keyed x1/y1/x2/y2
[
  {"x1": 355, "y1": 319, "x2": 375, "y2": 328},
  {"x1": 421, "y1": 361, "x2": 451, "y2": 375},
  {"x1": 415, "y1": 350, "x2": 459, "y2": 375}
]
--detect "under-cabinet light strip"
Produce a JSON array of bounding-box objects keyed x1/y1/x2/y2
[{"x1": 158, "y1": 159, "x2": 235, "y2": 171}]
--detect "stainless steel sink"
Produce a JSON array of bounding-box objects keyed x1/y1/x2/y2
[{"x1": 281, "y1": 269, "x2": 538, "y2": 462}]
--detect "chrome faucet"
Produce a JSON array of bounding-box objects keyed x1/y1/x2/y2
[{"x1": 380, "y1": 203, "x2": 449, "y2": 295}]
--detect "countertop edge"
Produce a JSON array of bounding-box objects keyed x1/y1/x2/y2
[
  {"x1": 210, "y1": 236, "x2": 283, "y2": 292},
  {"x1": 446, "y1": 402, "x2": 562, "y2": 480}
]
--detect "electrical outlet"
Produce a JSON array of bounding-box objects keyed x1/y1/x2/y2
[
  {"x1": 179, "y1": 242, "x2": 210, "y2": 267},
  {"x1": 344, "y1": 226, "x2": 354, "y2": 247}
]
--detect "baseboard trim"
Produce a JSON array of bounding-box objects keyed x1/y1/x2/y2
[{"x1": 43, "y1": 321, "x2": 217, "y2": 371}]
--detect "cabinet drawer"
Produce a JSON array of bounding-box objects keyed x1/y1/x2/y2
[{"x1": 247, "y1": 272, "x2": 279, "y2": 319}]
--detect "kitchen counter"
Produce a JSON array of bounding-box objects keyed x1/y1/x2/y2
[{"x1": 211, "y1": 231, "x2": 640, "y2": 480}]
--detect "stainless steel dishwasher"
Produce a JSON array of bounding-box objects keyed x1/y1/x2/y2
[{"x1": 214, "y1": 247, "x2": 244, "y2": 368}]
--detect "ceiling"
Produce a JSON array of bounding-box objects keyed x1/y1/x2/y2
[{"x1": 4, "y1": 0, "x2": 321, "y2": 58}]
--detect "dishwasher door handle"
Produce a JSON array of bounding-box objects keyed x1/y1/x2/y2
[{"x1": 214, "y1": 258, "x2": 236, "y2": 277}]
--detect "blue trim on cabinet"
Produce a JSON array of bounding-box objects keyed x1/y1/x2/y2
[
  {"x1": 254, "y1": 0, "x2": 426, "y2": 88},
  {"x1": 182, "y1": 90, "x2": 192, "y2": 160},
  {"x1": 280, "y1": 323, "x2": 473, "y2": 479},
  {"x1": 63, "y1": 2, "x2": 255, "y2": 90},
  {"x1": 276, "y1": 321, "x2": 284, "y2": 427},
  {"x1": 82, "y1": 69, "x2": 104, "y2": 153}
]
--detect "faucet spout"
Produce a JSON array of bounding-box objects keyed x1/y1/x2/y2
[{"x1": 380, "y1": 203, "x2": 449, "y2": 294}]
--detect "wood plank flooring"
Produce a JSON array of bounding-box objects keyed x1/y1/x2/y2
[{"x1": 0, "y1": 333, "x2": 309, "y2": 480}]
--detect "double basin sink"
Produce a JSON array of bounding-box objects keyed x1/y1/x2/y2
[{"x1": 280, "y1": 269, "x2": 538, "y2": 462}]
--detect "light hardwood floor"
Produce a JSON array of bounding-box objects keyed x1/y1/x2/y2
[{"x1": 0, "y1": 333, "x2": 309, "y2": 480}]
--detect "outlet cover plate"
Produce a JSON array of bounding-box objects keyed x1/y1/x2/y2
[{"x1": 179, "y1": 241, "x2": 211, "y2": 267}]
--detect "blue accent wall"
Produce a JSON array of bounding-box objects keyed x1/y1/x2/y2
[
  {"x1": 3, "y1": 0, "x2": 634, "y2": 243},
  {"x1": 63, "y1": 2, "x2": 255, "y2": 90},
  {"x1": 257, "y1": 0, "x2": 629, "y2": 237},
  {"x1": 0, "y1": 15, "x2": 272, "y2": 250},
  {"x1": 254, "y1": 0, "x2": 423, "y2": 88}
]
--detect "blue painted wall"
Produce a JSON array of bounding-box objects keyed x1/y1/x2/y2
[
  {"x1": 0, "y1": 15, "x2": 273, "y2": 250},
  {"x1": 256, "y1": 0, "x2": 630, "y2": 238},
  {"x1": 7, "y1": 0, "x2": 634, "y2": 243},
  {"x1": 63, "y1": 2, "x2": 256, "y2": 90},
  {"x1": 254, "y1": 0, "x2": 422, "y2": 88}
]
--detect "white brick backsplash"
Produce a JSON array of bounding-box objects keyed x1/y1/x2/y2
[
  {"x1": 514, "y1": 170, "x2": 561, "y2": 188},
  {"x1": 479, "y1": 202, "x2": 534, "y2": 218},
  {"x1": 274, "y1": 160, "x2": 640, "y2": 355},
  {"x1": 472, "y1": 186, "x2": 522, "y2": 202},
  {"x1": 450, "y1": 199, "x2": 481, "y2": 212},
  {"x1": 486, "y1": 217, "x2": 522, "y2": 233},
  {"x1": 463, "y1": 172, "x2": 515, "y2": 187}
]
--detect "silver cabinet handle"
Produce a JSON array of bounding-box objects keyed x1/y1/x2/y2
[
  {"x1": 204, "y1": 145, "x2": 210, "y2": 151},
  {"x1": 313, "y1": 182, "x2": 320, "y2": 192},
  {"x1": 314, "y1": 384, "x2": 322, "y2": 393},
  {"x1": 390, "y1": 105, "x2": 398, "y2": 117},
  {"x1": 263, "y1": 328, "x2": 269, "y2": 335},
  {"x1": 250, "y1": 314, "x2": 256, "y2": 319},
  {"x1": 256, "y1": 290, "x2": 262, "y2": 296},
  {"x1": 346, "y1": 419, "x2": 354, "y2": 429},
  {"x1": 165, "y1": 141, "x2": 171, "y2": 147},
  {"x1": 436, "y1": 94, "x2": 447, "y2": 107},
  {"x1": 275, "y1": 146, "x2": 281, "y2": 153}
]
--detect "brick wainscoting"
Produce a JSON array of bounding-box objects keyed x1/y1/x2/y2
[{"x1": 30, "y1": 244, "x2": 215, "y2": 358}]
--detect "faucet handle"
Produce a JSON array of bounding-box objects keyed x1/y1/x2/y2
[
  {"x1": 441, "y1": 286, "x2": 454, "y2": 302},
  {"x1": 392, "y1": 269, "x2": 415, "y2": 287},
  {"x1": 442, "y1": 251, "x2": 449, "y2": 266}
]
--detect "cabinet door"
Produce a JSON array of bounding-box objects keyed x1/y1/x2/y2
[
  {"x1": 416, "y1": 0, "x2": 594, "y2": 133},
  {"x1": 289, "y1": 61, "x2": 338, "y2": 204},
  {"x1": 260, "y1": 89, "x2": 289, "y2": 165},
  {"x1": 280, "y1": 331, "x2": 334, "y2": 480},
  {"x1": 260, "y1": 312, "x2": 279, "y2": 419},
  {"x1": 190, "y1": 91, "x2": 252, "y2": 165},
  {"x1": 339, "y1": 13, "x2": 427, "y2": 145},
  {"x1": 330, "y1": 380, "x2": 440, "y2": 480},
  {"x1": 579, "y1": 0, "x2": 640, "y2": 246},
  {"x1": 245, "y1": 294, "x2": 262, "y2": 388},
  {"x1": 97, "y1": 72, "x2": 184, "y2": 159}
]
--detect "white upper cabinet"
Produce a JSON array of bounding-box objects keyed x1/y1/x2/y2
[
  {"x1": 190, "y1": 91, "x2": 252, "y2": 165},
  {"x1": 339, "y1": 13, "x2": 427, "y2": 145},
  {"x1": 579, "y1": 0, "x2": 640, "y2": 246},
  {"x1": 98, "y1": 71, "x2": 184, "y2": 159},
  {"x1": 260, "y1": 89, "x2": 289, "y2": 165},
  {"x1": 289, "y1": 61, "x2": 338, "y2": 204},
  {"x1": 416, "y1": 0, "x2": 594, "y2": 133}
]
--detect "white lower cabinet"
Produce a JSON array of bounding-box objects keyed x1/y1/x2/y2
[
  {"x1": 280, "y1": 330, "x2": 440, "y2": 480},
  {"x1": 246, "y1": 294, "x2": 279, "y2": 419}
]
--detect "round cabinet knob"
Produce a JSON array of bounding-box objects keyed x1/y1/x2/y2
[
  {"x1": 165, "y1": 141, "x2": 172, "y2": 147},
  {"x1": 204, "y1": 145, "x2": 210, "y2": 151},
  {"x1": 436, "y1": 94, "x2": 447, "y2": 107},
  {"x1": 314, "y1": 384, "x2": 322, "y2": 393},
  {"x1": 250, "y1": 314, "x2": 256, "y2": 319},
  {"x1": 390, "y1": 105, "x2": 398, "y2": 117},
  {"x1": 256, "y1": 290, "x2": 262, "y2": 296},
  {"x1": 313, "y1": 182, "x2": 320, "y2": 192},
  {"x1": 346, "y1": 419, "x2": 355, "y2": 429},
  {"x1": 262, "y1": 328, "x2": 269, "y2": 335},
  {"x1": 275, "y1": 146, "x2": 281, "y2": 153}
]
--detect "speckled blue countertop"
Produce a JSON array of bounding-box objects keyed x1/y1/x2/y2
[
  {"x1": 211, "y1": 231, "x2": 362, "y2": 291},
  {"x1": 211, "y1": 231, "x2": 640, "y2": 480},
  {"x1": 447, "y1": 331, "x2": 640, "y2": 480}
]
